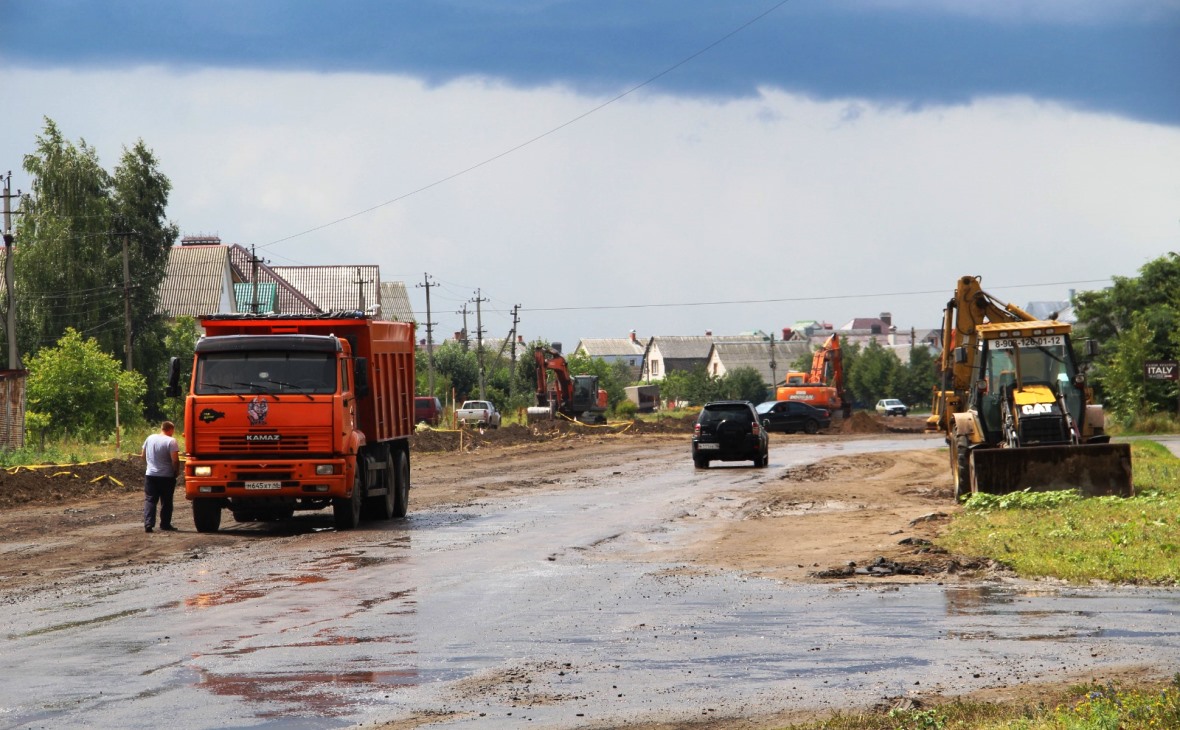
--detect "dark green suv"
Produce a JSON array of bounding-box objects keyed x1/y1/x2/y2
[{"x1": 692, "y1": 400, "x2": 769, "y2": 468}]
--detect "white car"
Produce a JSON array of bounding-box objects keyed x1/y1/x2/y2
[{"x1": 875, "y1": 398, "x2": 908, "y2": 417}]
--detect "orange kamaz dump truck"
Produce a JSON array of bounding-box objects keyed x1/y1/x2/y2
[{"x1": 166, "y1": 311, "x2": 415, "y2": 533}]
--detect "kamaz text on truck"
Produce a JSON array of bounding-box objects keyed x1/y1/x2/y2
[{"x1": 166, "y1": 311, "x2": 415, "y2": 533}]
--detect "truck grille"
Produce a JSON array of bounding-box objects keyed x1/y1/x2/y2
[{"x1": 218, "y1": 434, "x2": 311, "y2": 452}]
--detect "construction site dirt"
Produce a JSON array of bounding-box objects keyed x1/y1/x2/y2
[{"x1": 1, "y1": 413, "x2": 1175, "y2": 730}]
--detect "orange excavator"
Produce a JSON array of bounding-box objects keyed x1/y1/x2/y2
[
  {"x1": 527, "y1": 346, "x2": 608, "y2": 424},
  {"x1": 775, "y1": 334, "x2": 850, "y2": 418}
]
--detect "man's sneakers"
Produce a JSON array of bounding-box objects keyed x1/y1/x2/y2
[
  {"x1": 160, "y1": 525, "x2": 178, "y2": 532},
  {"x1": 145, "y1": 526, "x2": 153, "y2": 533}
]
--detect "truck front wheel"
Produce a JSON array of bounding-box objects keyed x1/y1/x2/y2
[
  {"x1": 333, "y1": 473, "x2": 363, "y2": 530},
  {"x1": 192, "y1": 500, "x2": 222, "y2": 533}
]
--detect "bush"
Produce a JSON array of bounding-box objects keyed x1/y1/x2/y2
[{"x1": 614, "y1": 399, "x2": 638, "y2": 419}]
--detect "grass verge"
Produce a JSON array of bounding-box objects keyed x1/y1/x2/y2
[
  {"x1": 935, "y1": 441, "x2": 1180, "y2": 584},
  {"x1": 776, "y1": 675, "x2": 1180, "y2": 729}
]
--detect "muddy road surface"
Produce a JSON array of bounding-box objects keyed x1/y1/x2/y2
[{"x1": 1, "y1": 427, "x2": 1178, "y2": 729}]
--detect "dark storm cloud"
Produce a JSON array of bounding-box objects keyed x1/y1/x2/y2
[{"x1": 3, "y1": 0, "x2": 1177, "y2": 124}]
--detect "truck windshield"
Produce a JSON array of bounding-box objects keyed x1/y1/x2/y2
[{"x1": 195, "y1": 352, "x2": 337, "y2": 395}]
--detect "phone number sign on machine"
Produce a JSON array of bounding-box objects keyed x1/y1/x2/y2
[{"x1": 991, "y1": 335, "x2": 1065, "y2": 350}]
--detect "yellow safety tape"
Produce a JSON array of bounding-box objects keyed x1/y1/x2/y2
[
  {"x1": 89, "y1": 475, "x2": 125, "y2": 487},
  {"x1": 49, "y1": 471, "x2": 78, "y2": 478}
]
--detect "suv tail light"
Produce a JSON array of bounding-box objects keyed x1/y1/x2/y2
[
  {"x1": 751, "y1": 422, "x2": 761, "y2": 436},
  {"x1": 693, "y1": 423, "x2": 701, "y2": 436}
]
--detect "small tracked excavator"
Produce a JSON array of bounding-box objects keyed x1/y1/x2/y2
[
  {"x1": 929, "y1": 276, "x2": 1131, "y2": 499},
  {"x1": 527, "y1": 346, "x2": 607, "y2": 424}
]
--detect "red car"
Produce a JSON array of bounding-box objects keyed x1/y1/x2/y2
[{"x1": 414, "y1": 396, "x2": 442, "y2": 426}]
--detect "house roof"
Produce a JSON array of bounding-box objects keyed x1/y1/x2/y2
[
  {"x1": 576, "y1": 338, "x2": 646, "y2": 358},
  {"x1": 379, "y1": 281, "x2": 415, "y2": 322},
  {"x1": 158, "y1": 245, "x2": 234, "y2": 317},
  {"x1": 270, "y1": 265, "x2": 381, "y2": 313},
  {"x1": 234, "y1": 282, "x2": 277, "y2": 313},
  {"x1": 650, "y1": 335, "x2": 766, "y2": 360},
  {"x1": 227, "y1": 245, "x2": 322, "y2": 314},
  {"x1": 710, "y1": 340, "x2": 812, "y2": 383}
]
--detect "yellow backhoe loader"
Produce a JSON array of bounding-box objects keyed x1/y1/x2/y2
[{"x1": 928, "y1": 276, "x2": 1132, "y2": 499}]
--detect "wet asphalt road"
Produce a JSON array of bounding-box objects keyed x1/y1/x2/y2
[{"x1": 2, "y1": 437, "x2": 1178, "y2": 729}]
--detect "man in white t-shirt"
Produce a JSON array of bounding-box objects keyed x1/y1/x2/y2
[{"x1": 140, "y1": 421, "x2": 180, "y2": 533}]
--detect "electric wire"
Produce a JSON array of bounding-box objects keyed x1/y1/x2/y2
[{"x1": 258, "y1": 0, "x2": 792, "y2": 250}]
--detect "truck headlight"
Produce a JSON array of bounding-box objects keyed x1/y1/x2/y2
[
  {"x1": 315, "y1": 464, "x2": 337, "y2": 475},
  {"x1": 193, "y1": 466, "x2": 212, "y2": 477}
]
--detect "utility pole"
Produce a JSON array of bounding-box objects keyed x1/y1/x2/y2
[
  {"x1": 114, "y1": 228, "x2": 134, "y2": 370},
  {"x1": 353, "y1": 267, "x2": 374, "y2": 311},
  {"x1": 416, "y1": 273, "x2": 438, "y2": 395},
  {"x1": 248, "y1": 245, "x2": 263, "y2": 313},
  {"x1": 2, "y1": 172, "x2": 18, "y2": 369},
  {"x1": 509, "y1": 303, "x2": 521, "y2": 400},
  {"x1": 472, "y1": 289, "x2": 489, "y2": 399},
  {"x1": 768, "y1": 332, "x2": 777, "y2": 393},
  {"x1": 456, "y1": 303, "x2": 469, "y2": 351}
]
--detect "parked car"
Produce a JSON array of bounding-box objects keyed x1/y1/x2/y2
[
  {"x1": 456, "y1": 400, "x2": 502, "y2": 428},
  {"x1": 415, "y1": 396, "x2": 442, "y2": 426},
  {"x1": 875, "y1": 398, "x2": 908, "y2": 417},
  {"x1": 755, "y1": 400, "x2": 832, "y2": 434},
  {"x1": 691, "y1": 400, "x2": 769, "y2": 469}
]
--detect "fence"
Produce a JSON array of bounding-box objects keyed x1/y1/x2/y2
[{"x1": 0, "y1": 370, "x2": 27, "y2": 450}]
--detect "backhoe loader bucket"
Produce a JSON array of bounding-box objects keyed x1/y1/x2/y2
[{"x1": 969, "y1": 443, "x2": 1133, "y2": 497}]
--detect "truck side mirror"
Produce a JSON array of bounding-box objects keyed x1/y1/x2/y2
[
  {"x1": 164, "y1": 357, "x2": 181, "y2": 398},
  {"x1": 354, "y1": 357, "x2": 370, "y2": 398}
]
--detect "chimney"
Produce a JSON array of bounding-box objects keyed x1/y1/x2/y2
[
  {"x1": 517, "y1": 335, "x2": 524, "y2": 343},
  {"x1": 705, "y1": 330, "x2": 712, "y2": 337},
  {"x1": 880, "y1": 312, "x2": 892, "y2": 328},
  {"x1": 781, "y1": 327, "x2": 793, "y2": 341},
  {"x1": 888, "y1": 325, "x2": 896, "y2": 347},
  {"x1": 629, "y1": 329, "x2": 637, "y2": 343}
]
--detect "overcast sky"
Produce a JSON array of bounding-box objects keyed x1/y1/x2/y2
[{"x1": 3, "y1": 0, "x2": 1179, "y2": 350}]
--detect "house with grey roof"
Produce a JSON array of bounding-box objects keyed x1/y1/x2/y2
[
  {"x1": 158, "y1": 243, "x2": 238, "y2": 318},
  {"x1": 705, "y1": 340, "x2": 812, "y2": 386},
  {"x1": 640, "y1": 334, "x2": 767, "y2": 381},
  {"x1": 270, "y1": 264, "x2": 382, "y2": 313},
  {"x1": 379, "y1": 281, "x2": 415, "y2": 322},
  {"x1": 575, "y1": 332, "x2": 647, "y2": 379}
]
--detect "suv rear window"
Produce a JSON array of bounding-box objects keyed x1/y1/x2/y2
[{"x1": 699, "y1": 404, "x2": 753, "y2": 425}]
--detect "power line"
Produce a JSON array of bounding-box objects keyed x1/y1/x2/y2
[
  {"x1": 517, "y1": 279, "x2": 1115, "y2": 314},
  {"x1": 258, "y1": 0, "x2": 792, "y2": 250}
]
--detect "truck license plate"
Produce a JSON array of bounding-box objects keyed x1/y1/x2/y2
[
  {"x1": 245, "y1": 481, "x2": 281, "y2": 490},
  {"x1": 698, "y1": 443, "x2": 720, "y2": 450}
]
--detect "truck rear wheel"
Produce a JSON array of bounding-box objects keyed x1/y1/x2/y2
[
  {"x1": 333, "y1": 472, "x2": 363, "y2": 530},
  {"x1": 363, "y1": 454, "x2": 396, "y2": 521},
  {"x1": 192, "y1": 500, "x2": 222, "y2": 533},
  {"x1": 392, "y1": 450, "x2": 410, "y2": 518}
]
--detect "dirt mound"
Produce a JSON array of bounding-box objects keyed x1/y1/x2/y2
[
  {"x1": 410, "y1": 414, "x2": 695, "y2": 453},
  {"x1": 840, "y1": 411, "x2": 930, "y2": 435},
  {"x1": 0, "y1": 457, "x2": 144, "y2": 509},
  {"x1": 842, "y1": 411, "x2": 887, "y2": 434}
]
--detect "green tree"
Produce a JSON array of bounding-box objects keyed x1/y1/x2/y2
[
  {"x1": 845, "y1": 339, "x2": 898, "y2": 407},
  {"x1": 1074, "y1": 254, "x2": 1180, "y2": 416},
  {"x1": 430, "y1": 340, "x2": 480, "y2": 402},
  {"x1": 659, "y1": 365, "x2": 721, "y2": 406},
  {"x1": 717, "y1": 366, "x2": 768, "y2": 403},
  {"x1": 14, "y1": 119, "x2": 178, "y2": 381},
  {"x1": 887, "y1": 346, "x2": 938, "y2": 408},
  {"x1": 158, "y1": 317, "x2": 200, "y2": 424},
  {"x1": 1099, "y1": 313, "x2": 1153, "y2": 425},
  {"x1": 25, "y1": 328, "x2": 146, "y2": 439}
]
